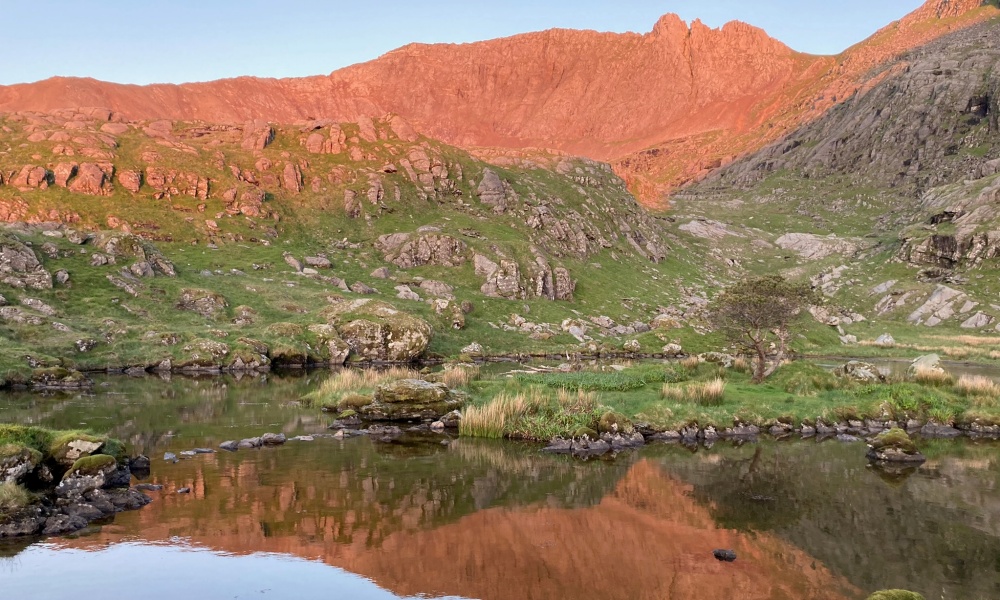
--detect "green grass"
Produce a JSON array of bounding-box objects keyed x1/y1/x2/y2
[
  {"x1": 0, "y1": 481, "x2": 32, "y2": 520},
  {"x1": 459, "y1": 360, "x2": 998, "y2": 437}
]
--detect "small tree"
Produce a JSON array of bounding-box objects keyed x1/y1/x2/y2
[{"x1": 707, "y1": 275, "x2": 814, "y2": 383}]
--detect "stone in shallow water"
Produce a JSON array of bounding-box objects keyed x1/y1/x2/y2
[{"x1": 713, "y1": 549, "x2": 737, "y2": 562}]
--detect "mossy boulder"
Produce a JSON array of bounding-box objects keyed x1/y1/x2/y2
[
  {"x1": 176, "y1": 288, "x2": 228, "y2": 318},
  {"x1": 62, "y1": 454, "x2": 117, "y2": 480},
  {"x1": 573, "y1": 426, "x2": 599, "y2": 439},
  {"x1": 361, "y1": 379, "x2": 464, "y2": 421},
  {"x1": 867, "y1": 428, "x2": 926, "y2": 463},
  {"x1": 56, "y1": 454, "x2": 120, "y2": 498},
  {"x1": 840, "y1": 360, "x2": 886, "y2": 383},
  {"x1": 49, "y1": 433, "x2": 106, "y2": 467},
  {"x1": 267, "y1": 322, "x2": 304, "y2": 337},
  {"x1": 0, "y1": 445, "x2": 43, "y2": 484},
  {"x1": 269, "y1": 342, "x2": 309, "y2": 367},
  {"x1": 323, "y1": 299, "x2": 432, "y2": 362},
  {"x1": 176, "y1": 339, "x2": 231, "y2": 369},
  {"x1": 339, "y1": 393, "x2": 374, "y2": 410},
  {"x1": 598, "y1": 411, "x2": 634, "y2": 435},
  {"x1": 308, "y1": 324, "x2": 351, "y2": 365},
  {"x1": 866, "y1": 591, "x2": 925, "y2": 600},
  {"x1": 30, "y1": 367, "x2": 92, "y2": 390}
]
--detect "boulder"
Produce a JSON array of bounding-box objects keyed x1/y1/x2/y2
[
  {"x1": 360, "y1": 379, "x2": 465, "y2": 421},
  {"x1": 873, "y1": 333, "x2": 895, "y2": 348},
  {"x1": 661, "y1": 343, "x2": 684, "y2": 357},
  {"x1": 0, "y1": 232, "x2": 52, "y2": 289},
  {"x1": 866, "y1": 428, "x2": 925, "y2": 463},
  {"x1": 324, "y1": 299, "x2": 432, "y2": 362},
  {"x1": 840, "y1": 361, "x2": 885, "y2": 383},
  {"x1": 700, "y1": 352, "x2": 735, "y2": 368},
  {"x1": 907, "y1": 354, "x2": 943, "y2": 377},
  {"x1": 49, "y1": 435, "x2": 107, "y2": 467},
  {"x1": 55, "y1": 454, "x2": 119, "y2": 498},
  {"x1": 176, "y1": 289, "x2": 228, "y2": 318},
  {"x1": 0, "y1": 445, "x2": 42, "y2": 484}
]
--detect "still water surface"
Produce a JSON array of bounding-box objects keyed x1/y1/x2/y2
[{"x1": 1, "y1": 372, "x2": 999, "y2": 599}]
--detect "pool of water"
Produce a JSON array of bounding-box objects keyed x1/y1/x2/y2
[{"x1": 1, "y1": 371, "x2": 999, "y2": 599}]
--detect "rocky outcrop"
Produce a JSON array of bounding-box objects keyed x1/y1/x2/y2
[
  {"x1": 176, "y1": 289, "x2": 228, "y2": 318},
  {"x1": 0, "y1": 231, "x2": 52, "y2": 289},
  {"x1": 67, "y1": 162, "x2": 113, "y2": 196},
  {"x1": 775, "y1": 233, "x2": 864, "y2": 260},
  {"x1": 241, "y1": 120, "x2": 274, "y2": 150},
  {"x1": 375, "y1": 232, "x2": 468, "y2": 268},
  {"x1": 91, "y1": 232, "x2": 176, "y2": 276},
  {"x1": 866, "y1": 428, "x2": 926, "y2": 463},
  {"x1": 907, "y1": 285, "x2": 966, "y2": 326}
]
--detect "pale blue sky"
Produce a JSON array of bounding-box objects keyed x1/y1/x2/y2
[{"x1": 3, "y1": 1, "x2": 925, "y2": 85}]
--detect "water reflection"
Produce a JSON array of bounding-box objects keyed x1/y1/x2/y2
[{"x1": 1, "y1": 374, "x2": 999, "y2": 599}]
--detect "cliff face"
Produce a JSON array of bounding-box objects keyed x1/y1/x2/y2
[{"x1": 0, "y1": 0, "x2": 995, "y2": 206}]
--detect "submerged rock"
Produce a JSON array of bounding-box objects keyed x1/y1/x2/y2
[
  {"x1": 359, "y1": 379, "x2": 465, "y2": 421},
  {"x1": 713, "y1": 549, "x2": 737, "y2": 562},
  {"x1": 866, "y1": 428, "x2": 926, "y2": 463}
]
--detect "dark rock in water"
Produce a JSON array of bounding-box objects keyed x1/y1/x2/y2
[
  {"x1": 920, "y1": 423, "x2": 961, "y2": 438},
  {"x1": 177, "y1": 487, "x2": 191, "y2": 494},
  {"x1": 713, "y1": 549, "x2": 737, "y2": 562},
  {"x1": 0, "y1": 512, "x2": 46, "y2": 537},
  {"x1": 238, "y1": 437, "x2": 262, "y2": 449},
  {"x1": 103, "y1": 464, "x2": 133, "y2": 489},
  {"x1": 365, "y1": 425, "x2": 403, "y2": 443},
  {"x1": 219, "y1": 440, "x2": 239, "y2": 451},
  {"x1": 135, "y1": 483, "x2": 164, "y2": 492},
  {"x1": 867, "y1": 428, "x2": 926, "y2": 463},
  {"x1": 261, "y1": 432, "x2": 286, "y2": 445},
  {"x1": 541, "y1": 437, "x2": 573, "y2": 454},
  {"x1": 42, "y1": 514, "x2": 89, "y2": 536},
  {"x1": 192, "y1": 448, "x2": 215, "y2": 454},
  {"x1": 604, "y1": 431, "x2": 645, "y2": 450},
  {"x1": 328, "y1": 415, "x2": 362, "y2": 429},
  {"x1": 129, "y1": 455, "x2": 151, "y2": 471},
  {"x1": 571, "y1": 437, "x2": 610, "y2": 458},
  {"x1": 648, "y1": 431, "x2": 681, "y2": 442}
]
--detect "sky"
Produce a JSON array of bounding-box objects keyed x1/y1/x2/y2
[{"x1": 2, "y1": 0, "x2": 927, "y2": 86}]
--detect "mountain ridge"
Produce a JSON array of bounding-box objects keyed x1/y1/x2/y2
[{"x1": 0, "y1": 0, "x2": 996, "y2": 208}]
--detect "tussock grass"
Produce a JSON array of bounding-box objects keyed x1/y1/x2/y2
[
  {"x1": 0, "y1": 482, "x2": 32, "y2": 517},
  {"x1": 556, "y1": 387, "x2": 600, "y2": 413},
  {"x1": 913, "y1": 366, "x2": 954, "y2": 387},
  {"x1": 460, "y1": 393, "x2": 533, "y2": 439},
  {"x1": 306, "y1": 367, "x2": 418, "y2": 408},
  {"x1": 680, "y1": 356, "x2": 701, "y2": 370},
  {"x1": 440, "y1": 365, "x2": 480, "y2": 388},
  {"x1": 955, "y1": 375, "x2": 1000, "y2": 398},
  {"x1": 731, "y1": 357, "x2": 751, "y2": 374},
  {"x1": 661, "y1": 377, "x2": 726, "y2": 406}
]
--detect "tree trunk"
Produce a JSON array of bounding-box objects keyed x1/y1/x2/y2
[{"x1": 753, "y1": 343, "x2": 767, "y2": 383}]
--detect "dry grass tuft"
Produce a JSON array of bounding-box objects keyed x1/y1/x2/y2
[
  {"x1": 661, "y1": 378, "x2": 726, "y2": 406},
  {"x1": 912, "y1": 365, "x2": 954, "y2": 387},
  {"x1": 440, "y1": 365, "x2": 481, "y2": 388},
  {"x1": 680, "y1": 356, "x2": 701, "y2": 370},
  {"x1": 0, "y1": 481, "x2": 31, "y2": 516},
  {"x1": 556, "y1": 387, "x2": 600, "y2": 413},
  {"x1": 315, "y1": 367, "x2": 418, "y2": 396},
  {"x1": 732, "y1": 357, "x2": 750, "y2": 374},
  {"x1": 460, "y1": 393, "x2": 532, "y2": 439},
  {"x1": 955, "y1": 375, "x2": 1000, "y2": 398}
]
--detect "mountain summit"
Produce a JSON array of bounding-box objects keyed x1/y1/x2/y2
[{"x1": 0, "y1": 0, "x2": 995, "y2": 205}]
